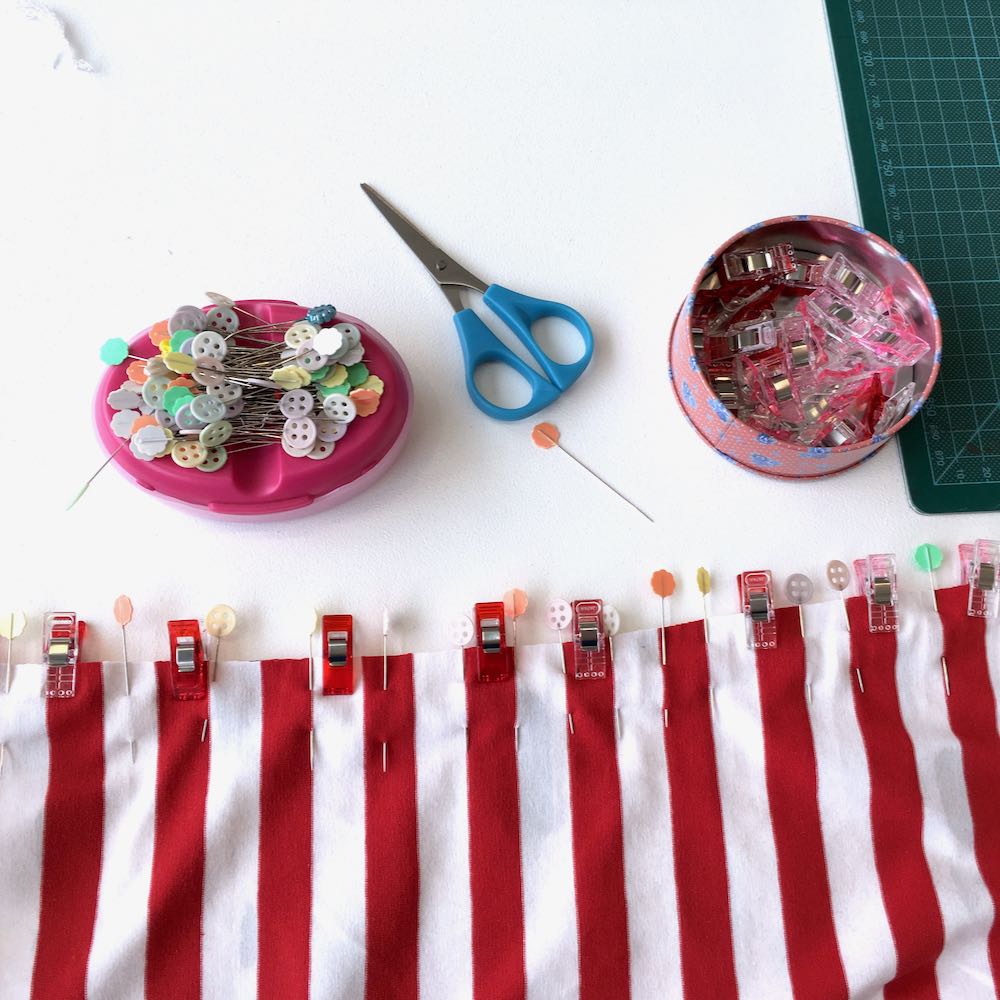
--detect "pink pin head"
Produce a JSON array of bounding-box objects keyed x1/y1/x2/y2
[{"x1": 113, "y1": 595, "x2": 134, "y2": 627}]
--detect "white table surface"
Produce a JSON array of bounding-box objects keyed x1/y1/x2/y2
[{"x1": 2, "y1": 0, "x2": 994, "y2": 663}]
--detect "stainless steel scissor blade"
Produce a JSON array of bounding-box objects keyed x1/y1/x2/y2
[{"x1": 361, "y1": 183, "x2": 487, "y2": 311}]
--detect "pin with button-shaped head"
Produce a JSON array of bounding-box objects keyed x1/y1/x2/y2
[
  {"x1": 167, "y1": 620, "x2": 208, "y2": 702},
  {"x1": 603, "y1": 603, "x2": 620, "y2": 662},
  {"x1": 205, "y1": 604, "x2": 236, "y2": 683},
  {"x1": 854, "y1": 554, "x2": 899, "y2": 634},
  {"x1": 471, "y1": 602, "x2": 515, "y2": 683},
  {"x1": 739, "y1": 571, "x2": 777, "y2": 650},
  {"x1": 784, "y1": 573, "x2": 813, "y2": 639},
  {"x1": 531, "y1": 423, "x2": 654, "y2": 524},
  {"x1": 785, "y1": 574, "x2": 814, "y2": 702},
  {"x1": 913, "y1": 544, "x2": 949, "y2": 696},
  {"x1": 827, "y1": 559, "x2": 863, "y2": 693},
  {"x1": 321, "y1": 615, "x2": 356, "y2": 695},
  {"x1": 545, "y1": 599, "x2": 572, "y2": 674},
  {"x1": 43, "y1": 613, "x2": 85, "y2": 698},
  {"x1": 960, "y1": 539, "x2": 1000, "y2": 620},
  {"x1": 1, "y1": 611, "x2": 26, "y2": 695},
  {"x1": 503, "y1": 589, "x2": 528, "y2": 648}
]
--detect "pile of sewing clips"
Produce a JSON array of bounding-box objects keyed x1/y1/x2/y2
[
  {"x1": 98, "y1": 295, "x2": 386, "y2": 470},
  {"x1": 693, "y1": 246, "x2": 931, "y2": 447}
]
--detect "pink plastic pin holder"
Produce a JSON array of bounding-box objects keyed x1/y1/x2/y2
[
  {"x1": 95, "y1": 299, "x2": 413, "y2": 519},
  {"x1": 669, "y1": 216, "x2": 941, "y2": 479}
]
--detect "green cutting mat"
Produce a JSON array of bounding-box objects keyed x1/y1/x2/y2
[{"x1": 827, "y1": 0, "x2": 1000, "y2": 513}]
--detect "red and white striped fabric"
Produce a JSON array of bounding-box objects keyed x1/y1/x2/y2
[{"x1": 2, "y1": 586, "x2": 999, "y2": 999}]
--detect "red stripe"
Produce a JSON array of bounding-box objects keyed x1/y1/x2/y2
[
  {"x1": 363, "y1": 654, "x2": 420, "y2": 1000},
  {"x1": 661, "y1": 620, "x2": 738, "y2": 1000},
  {"x1": 258, "y1": 659, "x2": 313, "y2": 1000},
  {"x1": 463, "y1": 647, "x2": 527, "y2": 1000},
  {"x1": 937, "y1": 584, "x2": 1000, "y2": 985},
  {"x1": 755, "y1": 607, "x2": 849, "y2": 1000},
  {"x1": 561, "y1": 640, "x2": 631, "y2": 1000},
  {"x1": 30, "y1": 662, "x2": 105, "y2": 1000},
  {"x1": 847, "y1": 595, "x2": 944, "y2": 1000},
  {"x1": 145, "y1": 660, "x2": 211, "y2": 1000}
]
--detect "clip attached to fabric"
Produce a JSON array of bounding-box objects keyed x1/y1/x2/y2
[
  {"x1": 168, "y1": 620, "x2": 208, "y2": 700},
  {"x1": 738, "y1": 571, "x2": 777, "y2": 649},
  {"x1": 960, "y1": 539, "x2": 999, "y2": 619},
  {"x1": 471, "y1": 601, "x2": 514, "y2": 683},
  {"x1": 43, "y1": 612, "x2": 85, "y2": 698},
  {"x1": 853, "y1": 554, "x2": 898, "y2": 632},
  {"x1": 569, "y1": 599, "x2": 611, "y2": 679},
  {"x1": 322, "y1": 614, "x2": 356, "y2": 695}
]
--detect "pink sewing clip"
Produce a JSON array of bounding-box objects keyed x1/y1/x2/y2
[
  {"x1": 721, "y1": 243, "x2": 796, "y2": 285},
  {"x1": 853, "y1": 554, "x2": 899, "y2": 632},
  {"x1": 43, "y1": 612, "x2": 85, "y2": 698},
  {"x1": 568, "y1": 599, "x2": 612, "y2": 680},
  {"x1": 959, "y1": 539, "x2": 999, "y2": 619},
  {"x1": 738, "y1": 571, "x2": 777, "y2": 649}
]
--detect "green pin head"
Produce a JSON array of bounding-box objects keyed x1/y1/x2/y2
[
  {"x1": 99, "y1": 338, "x2": 129, "y2": 366},
  {"x1": 914, "y1": 543, "x2": 943, "y2": 573}
]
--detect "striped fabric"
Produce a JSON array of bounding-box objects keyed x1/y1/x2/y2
[{"x1": 2, "y1": 586, "x2": 999, "y2": 1000}]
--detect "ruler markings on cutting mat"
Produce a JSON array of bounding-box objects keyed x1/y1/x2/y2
[{"x1": 826, "y1": 0, "x2": 1000, "y2": 513}]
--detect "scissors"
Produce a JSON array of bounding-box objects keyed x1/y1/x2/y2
[{"x1": 361, "y1": 183, "x2": 594, "y2": 421}]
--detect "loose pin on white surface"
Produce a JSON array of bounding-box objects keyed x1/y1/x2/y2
[{"x1": 531, "y1": 423, "x2": 654, "y2": 524}]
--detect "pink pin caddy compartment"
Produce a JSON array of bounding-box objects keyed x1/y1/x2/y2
[
  {"x1": 668, "y1": 216, "x2": 941, "y2": 478},
  {"x1": 94, "y1": 299, "x2": 413, "y2": 518}
]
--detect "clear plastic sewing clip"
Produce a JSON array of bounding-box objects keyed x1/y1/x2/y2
[{"x1": 960, "y1": 539, "x2": 999, "y2": 619}]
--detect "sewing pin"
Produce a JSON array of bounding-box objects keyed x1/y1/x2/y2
[
  {"x1": 531, "y1": 422, "x2": 654, "y2": 524},
  {"x1": 503, "y1": 589, "x2": 528, "y2": 648},
  {"x1": 827, "y1": 559, "x2": 862, "y2": 692},
  {"x1": 650, "y1": 570, "x2": 675, "y2": 667},
  {"x1": 697, "y1": 567, "x2": 712, "y2": 645},
  {"x1": 604, "y1": 603, "x2": 620, "y2": 662},
  {"x1": 1, "y1": 611, "x2": 27, "y2": 695},
  {"x1": 382, "y1": 741, "x2": 388, "y2": 773},
  {"x1": 382, "y1": 606, "x2": 390, "y2": 691},
  {"x1": 545, "y1": 599, "x2": 572, "y2": 674},
  {"x1": 309, "y1": 728, "x2": 315, "y2": 771},
  {"x1": 915, "y1": 544, "x2": 949, "y2": 696},
  {"x1": 304, "y1": 607, "x2": 318, "y2": 691},
  {"x1": 204, "y1": 292, "x2": 270, "y2": 328},
  {"x1": 67, "y1": 443, "x2": 127, "y2": 510},
  {"x1": 205, "y1": 605, "x2": 236, "y2": 683},
  {"x1": 112, "y1": 596, "x2": 137, "y2": 761},
  {"x1": 201, "y1": 718, "x2": 209, "y2": 742},
  {"x1": 785, "y1": 574, "x2": 814, "y2": 702},
  {"x1": 567, "y1": 712, "x2": 575, "y2": 735}
]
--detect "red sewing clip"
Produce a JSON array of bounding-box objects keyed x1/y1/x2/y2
[
  {"x1": 738, "y1": 571, "x2": 777, "y2": 649},
  {"x1": 43, "y1": 612, "x2": 86, "y2": 698},
  {"x1": 168, "y1": 619, "x2": 208, "y2": 701},
  {"x1": 471, "y1": 601, "x2": 514, "y2": 683},
  {"x1": 569, "y1": 599, "x2": 611, "y2": 680},
  {"x1": 853, "y1": 554, "x2": 899, "y2": 632},
  {"x1": 322, "y1": 614, "x2": 356, "y2": 695}
]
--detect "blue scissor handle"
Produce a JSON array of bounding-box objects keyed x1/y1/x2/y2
[{"x1": 453, "y1": 284, "x2": 594, "y2": 421}]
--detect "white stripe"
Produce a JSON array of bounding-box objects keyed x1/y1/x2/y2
[
  {"x1": 805, "y1": 599, "x2": 891, "y2": 1000},
  {"x1": 203, "y1": 661, "x2": 263, "y2": 1000},
  {"x1": 86, "y1": 661, "x2": 159, "y2": 999},
  {"x1": 0, "y1": 663, "x2": 48, "y2": 997},
  {"x1": 895, "y1": 592, "x2": 996, "y2": 995},
  {"x1": 613, "y1": 628, "x2": 682, "y2": 1000},
  {"x1": 413, "y1": 648, "x2": 472, "y2": 999},
  {"x1": 707, "y1": 611, "x2": 793, "y2": 998},
  {"x1": 516, "y1": 640, "x2": 578, "y2": 1000},
  {"x1": 310, "y1": 660, "x2": 366, "y2": 1000}
]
